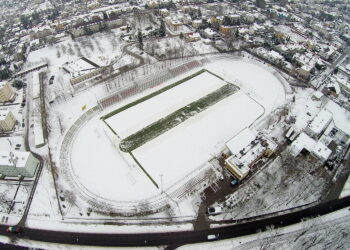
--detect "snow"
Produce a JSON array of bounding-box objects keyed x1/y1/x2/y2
[
  {"x1": 70, "y1": 115, "x2": 158, "y2": 201},
  {"x1": 290, "y1": 88, "x2": 323, "y2": 132},
  {"x1": 226, "y1": 128, "x2": 257, "y2": 155},
  {"x1": 205, "y1": 59, "x2": 286, "y2": 120},
  {"x1": 340, "y1": 175, "x2": 350, "y2": 198},
  {"x1": 66, "y1": 58, "x2": 286, "y2": 203},
  {"x1": 105, "y1": 71, "x2": 227, "y2": 139},
  {"x1": 133, "y1": 91, "x2": 264, "y2": 189},
  {"x1": 25, "y1": 28, "x2": 125, "y2": 76},
  {"x1": 325, "y1": 100, "x2": 350, "y2": 136},
  {"x1": 179, "y1": 206, "x2": 350, "y2": 250},
  {"x1": 34, "y1": 116, "x2": 45, "y2": 148},
  {"x1": 307, "y1": 109, "x2": 332, "y2": 136}
]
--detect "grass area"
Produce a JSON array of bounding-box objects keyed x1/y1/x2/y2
[
  {"x1": 101, "y1": 69, "x2": 207, "y2": 121},
  {"x1": 120, "y1": 84, "x2": 238, "y2": 152}
]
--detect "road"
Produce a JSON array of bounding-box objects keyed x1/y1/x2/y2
[
  {"x1": 16, "y1": 72, "x2": 45, "y2": 227},
  {"x1": 0, "y1": 196, "x2": 348, "y2": 247},
  {"x1": 311, "y1": 48, "x2": 348, "y2": 89}
]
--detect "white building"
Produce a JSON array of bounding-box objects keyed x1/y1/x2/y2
[
  {"x1": 290, "y1": 132, "x2": 332, "y2": 163},
  {"x1": 0, "y1": 151, "x2": 39, "y2": 178},
  {"x1": 63, "y1": 57, "x2": 103, "y2": 85},
  {"x1": 306, "y1": 109, "x2": 333, "y2": 139},
  {"x1": 224, "y1": 128, "x2": 277, "y2": 180},
  {"x1": 0, "y1": 110, "x2": 16, "y2": 132}
]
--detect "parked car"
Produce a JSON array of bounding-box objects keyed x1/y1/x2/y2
[
  {"x1": 49, "y1": 75, "x2": 55, "y2": 84},
  {"x1": 207, "y1": 234, "x2": 219, "y2": 240},
  {"x1": 6, "y1": 226, "x2": 21, "y2": 234},
  {"x1": 207, "y1": 206, "x2": 222, "y2": 215},
  {"x1": 230, "y1": 179, "x2": 238, "y2": 187}
]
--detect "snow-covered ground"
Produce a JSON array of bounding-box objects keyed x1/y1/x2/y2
[
  {"x1": 68, "y1": 59, "x2": 285, "y2": 203},
  {"x1": 179, "y1": 206, "x2": 350, "y2": 250},
  {"x1": 105, "y1": 71, "x2": 227, "y2": 138},
  {"x1": 205, "y1": 59, "x2": 286, "y2": 120},
  {"x1": 70, "y1": 114, "x2": 157, "y2": 201},
  {"x1": 133, "y1": 91, "x2": 264, "y2": 189},
  {"x1": 26, "y1": 28, "x2": 124, "y2": 73}
]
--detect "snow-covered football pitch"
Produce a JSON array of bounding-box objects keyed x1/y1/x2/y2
[{"x1": 70, "y1": 59, "x2": 286, "y2": 202}]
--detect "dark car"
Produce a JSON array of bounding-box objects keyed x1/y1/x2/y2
[{"x1": 49, "y1": 75, "x2": 55, "y2": 84}]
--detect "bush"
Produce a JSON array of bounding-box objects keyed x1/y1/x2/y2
[{"x1": 12, "y1": 80, "x2": 24, "y2": 89}]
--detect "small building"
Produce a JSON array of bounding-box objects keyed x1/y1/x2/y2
[
  {"x1": 185, "y1": 32, "x2": 201, "y2": 42},
  {"x1": 290, "y1": 132, "x2": 332, "y2": 163},
  {"x1": 160, "y1": 8, "x2": 170, "y2": 17},
  {"x1": 192, "y1": 20, "x2": 202, "y2": 29},
  {"x1": 0, "y1": 151, "x2": 39, "y2": 178},
  {"x1": 219, "y1": 25, "x2": 234, "y2": 36},
  {"x1": 63, "y1": 57, "x2": 103, "y2": 85},
  {"x1": 306, "y1": 109, "x2": 333, "y2": 139},
  {"x1": 224, "y1": 128, "x2": 277, "y2": 180},
  {"x1": 0, "y1": 110, "x2": 16, "y2": 132},
  {"x1": 0, "y1": 82, "x2": 15, "y2": 103},
  {"x1": 165, "y1": 16, "x2": 184, "y2": 33},
  {"x1": 203, "y1": 28, "x2": 220, "y2": 40},
  {"x1": 332, "y1": 75, "x2": 350, "y2": 98},
  {"x1": 225, "y1": 156, "x2": 250, "y2": 180}
]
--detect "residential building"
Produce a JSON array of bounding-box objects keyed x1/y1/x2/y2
[
  {"x1": 306, "y1": 109, "x2": 333, "y2": 139},
  {"x1": 0, "y1": 110, "x2": 16, "y2": 132},
  {"x1": 165, "y1": 16, "x2": 184, "y2": 33},
  {"x1": 290, "y1": 132, "x2": 332, "y2": 163},
  {"x1": 0, "y1": 151, "x2": 39, "y2": 178},
  {"x1": 0, "y1": 82, "x2": 15, "y2": 103},
  {"x1": 185, "y1": 32, "x2": 201, "y2": 42},
  {"x1": 219, "y1": 25, "x2": 234, "y2": 36}
]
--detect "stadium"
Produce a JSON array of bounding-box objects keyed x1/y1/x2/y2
[{"x1": 59, "y1": 54, "x2": 288, "y2": 214}]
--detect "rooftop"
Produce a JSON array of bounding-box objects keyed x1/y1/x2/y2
[{"x1": 0, "y1": 151, "x2": 31, "y2": 168}]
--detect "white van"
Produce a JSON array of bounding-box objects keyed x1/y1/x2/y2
[{"x1": 207, "y1": 234, "x2": 219, "y2": 241}]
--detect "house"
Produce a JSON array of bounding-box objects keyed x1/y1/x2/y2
[
  {"x1": 160, "y1": 8, "x2": 170, "y2": 17},
  {"x1": 0, "y1": 151, "x2": 39, "y2": 178},
  {"x1": 203, "y1": 28, "x2": 220, "y2": 40},
  {"x1": 0, "y1": 110, "x2": 16, "y2": 132},
  {"x1": 165, "y1": 16, "x2": 184, "y2": 33},
  {"x1": 0, "y1": 82, "x2": 15, "y2": 103},
  {"x1": 219, "y1": 25, "x2": 234, "y2": 36},
  {"x1": 192, "y1": 19, "x2": 202, "y2": 29},
  {"x1": 185, "y1": 32, "x2": 201, "y2": 42}
]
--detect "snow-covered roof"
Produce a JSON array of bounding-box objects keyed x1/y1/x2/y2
[
  {"x1": 313, "y1": 141, "x2": 332, "y2": 161},
  {"x1": 204, "y1": 28, "x2": 217, "y2": 36},
  {"x1": 226, "y1": 128, "x2": 257, "y2": 155},
  {"x1": 0, "y1": 109, "x2": 11, "y2": 120},
  {"x1": 290, "y1": 132, "x2": 315, "y2": 156},
  {"x1": 290, "y1": 132, "x2": 331, "y2": 161},
  {"x1": 0, "y1": 151, "x2": 31, "y2": 168},
  {"x1": 225, "y1": 156, "x2": 250, "y2": 179},
  {"x1": 0, "y1": 81, "x2": 9, "y2": 88},
  {"x1": 325, "y1": 100, "x2": 350, "y2": 136},
  {"x1": 32, "y1": 73, "x2": 41, "y2": 100},
  {"x1": 307, "y1": 109, "x2": 333, "y2": 136}
]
